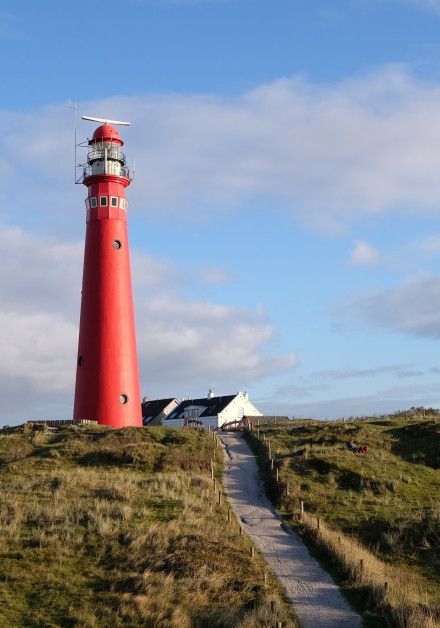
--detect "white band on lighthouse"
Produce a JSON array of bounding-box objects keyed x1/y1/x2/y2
[{"x1": 82, "y1": 115, "x2": 131, "y2": 126}]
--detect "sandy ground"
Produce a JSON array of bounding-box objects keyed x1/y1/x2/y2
[{"x1": 219, "y1": 432, "x2": 362, "y2": 628}]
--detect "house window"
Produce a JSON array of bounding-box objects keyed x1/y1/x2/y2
[
  {"x1": 90, "y1": 196, "x2": 98, "y2": 208},
  {"x1": 100, "y1": 196, "x2": 108, "y2": 207},
  {"x1": 120, "y1": 198, "x2": 126, "y2": 209},
  {"x1": 110, "y1": 196, "x2": 118, "y2": 207}
]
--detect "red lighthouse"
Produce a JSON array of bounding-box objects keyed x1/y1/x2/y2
[{"x1": 73, "y1": 117, "x2": 142, "y2": 428}]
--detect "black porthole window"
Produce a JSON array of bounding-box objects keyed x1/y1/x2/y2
[
  {"x1": 113, "y1": 240, "x2": 122, "y2": 250},
  {"x1": 78, "y1": 356, "x2": 84, "y2": 366},
  {"x1": 119, "y1": 394, "x2": 128, "y2": 404}
]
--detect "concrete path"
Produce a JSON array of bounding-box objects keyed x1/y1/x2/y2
[{"x1": 219, "y1": 432, "x2": 362, "y2": 628}]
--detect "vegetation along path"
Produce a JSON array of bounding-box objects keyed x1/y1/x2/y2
[{"x1": 219, "y1": 432, "x2": 362, "y2": 628}]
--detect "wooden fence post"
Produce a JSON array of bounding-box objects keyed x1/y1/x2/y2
[
  {"x1": 317, "y1": 517, "x2": 320, "y2": 531},
  {"x1": 251, "y1": 546, "x2": 255, "y2": 559},
  {"x1": 276, "y1": 468, "x2": 279, "y2": 482},
  {"x1": 300, "y1": 500, "x2": 304, "y2": 521},
  {"x1": 286, "y1": 483, "x2": 290, "y2": 496},
  {"x1": 218, "y1": 491, "x2": 221, "y2": 505},
  {"x1": 227, "y1": 509, "x2": 231, "y2": 523}
]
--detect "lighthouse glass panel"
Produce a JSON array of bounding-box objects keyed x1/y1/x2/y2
[{"x1": 100, "y1": 196, "x2": 108, "y2": 207}]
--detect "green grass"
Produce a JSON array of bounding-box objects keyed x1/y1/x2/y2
[
  {"x1": 246, "y1": 414, "x2": 440, "y2": 626},
  {"x1": 0, "y1": 424, "x2": 297, "y2": 627}
]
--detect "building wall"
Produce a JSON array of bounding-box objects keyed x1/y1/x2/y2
[
  {"x1": 217, "y1": 394, "x2": 263, "y2": 426},
  {"x1": 164, "y1": 415, "x2": 218, "y2": 429},
  {"x1": 163, "y1": 417, "x2": 185, "y2": 428}
]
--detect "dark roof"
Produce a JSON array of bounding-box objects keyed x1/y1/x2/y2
[
  {"x1": 142, "y1": 398, "x2": 177, "y2": 420},
  {"x1": 165, "y1": 395, "x2": 237, "y2": 420}
]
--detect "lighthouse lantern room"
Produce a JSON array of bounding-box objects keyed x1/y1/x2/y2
[{"x1": 73, "y1": 116, "x2": 142, "y2": 428}]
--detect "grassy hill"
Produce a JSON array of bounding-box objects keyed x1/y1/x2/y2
[
  {"x1": 246, "y1": 414, "x2": 440, "y2": 627},
  {"x1": 0, "y1": 424, "x2": 297, "y2": 628}
]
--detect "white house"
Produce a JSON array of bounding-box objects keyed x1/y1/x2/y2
[{"x1": 164, "y1": 391, "x2": 263, "y2": 429}]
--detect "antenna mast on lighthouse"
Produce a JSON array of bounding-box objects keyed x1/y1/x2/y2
[{"x1": 73, "y1": 115, "x2": 142, "y2": 428}]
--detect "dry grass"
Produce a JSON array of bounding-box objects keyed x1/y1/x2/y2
[
  {"x1": 299, "y1": 512, "x2": 439, "y2": 628},
  {"x1": 0, "y1": 424, "x2": 297, "y2": 627},
  {"x1": 245, "y1": 416, "x2": 440, "y2": 627}
]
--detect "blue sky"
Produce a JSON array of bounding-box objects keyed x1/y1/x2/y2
[{"x1": 2, "y1": 0, "x2": 440, "y2": 423}]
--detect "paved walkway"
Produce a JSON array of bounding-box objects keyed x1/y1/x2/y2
[{"x1": 219, "y1": 432, "x2": 362, "y2": 628}]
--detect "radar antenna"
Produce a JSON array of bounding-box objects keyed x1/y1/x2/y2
[{"x1": 82, "y1": 115, "x2": 131, "y2": 126}]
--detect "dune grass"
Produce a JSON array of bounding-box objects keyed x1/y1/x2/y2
[
  {"x1": 245, "y1": 413, "x2": 440, "y2": 627},
  {"x1": 0, "y1": 424, "x2": 297, "y2": 627}
]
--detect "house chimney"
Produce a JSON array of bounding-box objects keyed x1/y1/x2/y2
[{"x1": 208, "y1": 388, "x2": 214, "y2": 399}]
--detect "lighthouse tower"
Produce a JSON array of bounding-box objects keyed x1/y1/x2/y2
[{"x1": 73, "y1": 118, "x2": 142, "y2": 428}]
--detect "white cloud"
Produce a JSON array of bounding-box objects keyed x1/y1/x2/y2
[
  {"x1": 345, "y1": 233, "x2": 440, "y2": 272},
  {"x1": 348, "y1": 240, "x2": 380, "y2": 266},
  {"x1": 347, "y1": 275, "x2": 440, "y2": 337},
  {"x1": 0, "y1": 311, "x2": 77, "y2": 393},
  {"x1": 411, "y1": 234, "x2": 440, "y2": 255},
  {"x1": 5, "y1": 67, "x2": 440, "y2": 231},
  {"x1": 96, "y1": 69, "x2": 440, "y2": 229},
  {"x1": 0, "y1": 223, "x2": 294, "y2": 424},
  {"x1": 199, "y1": 266, "x2": 232, "y2": 284},
  {"x1": 0, "y1": 225, "x2": 82, "y2": 317},
  {"x1": 136, "y1": 295, "x2": 296, "y2": 395}
]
